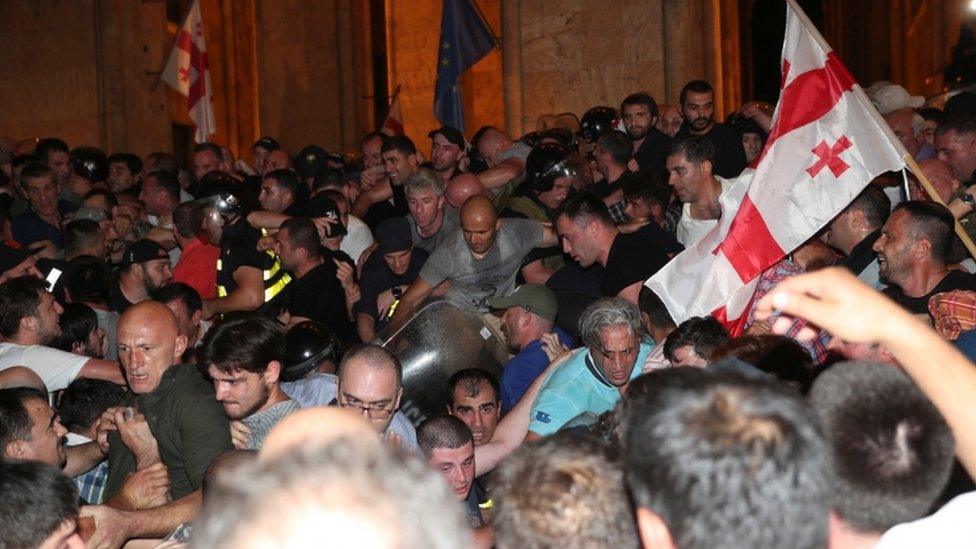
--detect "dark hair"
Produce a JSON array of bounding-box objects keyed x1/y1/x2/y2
[
  {"x1": 679, "y1": 80, "x2": 714, "y2": 105},
  {"x1": 558, "y1": 191, "x2": 614, "y2": 228},
  {"x1": 595, "y1": 130, "x2": 633, "y2": 166},
  {"x1": 83, "y1": 188, "x2": 119, "y2": 210},
  {"x1": 279, "y1": 217, "x2": 321, "y2": 255},
  {"x1": 56, "y1": 378, "x2": 125, "y2": 433},
  {"x1": 152, "y1": 282, "x2": 202, "y2": 314},
  {"x1": 35, "y1": 138, "x2": 69, "y2": 160},
  {"x1": 312, "y1": 167, "x2": 344, "y2": 193},
  {"x1": 108, "y1": 152, "x2": 143, "y2": 176},
  {"x1": 620, "y1": 92, "x2": 659, "y2": 117},
  {"x1": 663, "y1": 316, "x2": 730, "y2": 363},
  {"x1": 19, "y1": 162, "x2": 55, "y2": 187},
  {"x1": 264, "y1": 169, "x2": 303, "y2": 199},
  {"x1": 146, "y1": 170, "x2": 181, "y2": 202},
  {"x1": 809, "y1": 361, "x2": 954, "y2": 533},
  {"x1": 709, "y1": 334, "x2": 815, "y2": 393},
  {"x1": 495, "y1": 432, "x2": 638, "y2": 549},
  {"x1": 145, "y1": 151, "x2": 178, "y2": 174},
  {"x1": 447, "y1": 369, "x2": 499, "y2": 406},
  {"x1": 52, "y1": 303, "x2": 98, "y2": 355},
  {"x1": 934, "y1": 116, "x2": 976, "y2": 140},
  {"x1": 199, "y1": 316, "x2": 285, "y2": 375},
  {"x1": 638, "y1": 286, "x2": 676, "y2": 331},
  {"x1": 381, "y1": 135, "x2": 417, "y2": 156},
  {"x1": 0, "y1": 276, "x2": 46, "y2": 338},
  {"x1": 63, "y1": 219, "x2": 102, "y2": 259},
  {"x1": 894, "y1": 200, "x2": 955, "y2": 262},
  {"x1": 173, "y1": 201, "x2": 197, "y2": 239},
  {"x1": 917, "y1": 107, "x2": 943, "y2": 125},
  {"x1": 844, "y1": 184, "x2": 890, "y2": 231},
  {"x1": 64, "y1": 256, "x2": 113, "y2": 304},
  {"x1": 339, "y1": 344, "x2": 402, "y2": 386},
  {"x1": 625, "y1": 368, "x2": 829, "y2": 549},
  {"x1": 193, "y1": 142, "x2": 224, "y2": 158},
  {"x1": 0, "y1": 387, "x2": 48, "y2": 449},
  {"x1": 359, "y1": 131, "x2": 387, "y2": 149},
  {"x1": 470, "y1": 125, "x2": 495, "y2": 150},
  {"x1": 0, "y1": 460, "x2": 79, "y2": 548},
  {"x1": 417, "y1": 414, "x2": 473, "y2": 456},
  {"x1": 668, "y1": 135, "x2": 715, "y2": 165},
  {"x1": 623, "y1": 170, "x2": 671, "y2": 209},
  {"x1": 12, "y1": 154, "x2": 37, "y2": 171}
]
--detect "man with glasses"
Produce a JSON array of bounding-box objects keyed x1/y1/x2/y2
[{"x1": 280, "y1": 344, "x2": 418, "y2": 451}]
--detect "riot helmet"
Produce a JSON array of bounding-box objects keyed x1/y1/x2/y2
[
  {"x1": 283, "y1": 320, "x2": 339, "y2": 381},
  {"x1": 526, "y1": 142, "x2": 576, "y2": 193}
]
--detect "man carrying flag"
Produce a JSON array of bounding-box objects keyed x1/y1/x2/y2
[
  {"x1": 161, "y1": 0, "x2": 217, "y2": 143},
  {"x1": 434, "y1": 0, "x2": 497, "y2": 132}
]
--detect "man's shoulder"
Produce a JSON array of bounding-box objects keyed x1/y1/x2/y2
[{"x1": 539, "y1": 348, "x2": 590, "y2": 390}]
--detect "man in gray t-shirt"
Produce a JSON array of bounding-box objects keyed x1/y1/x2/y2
[{"x1": 392, "y1": 195, "x2": 559, "y2": 317}]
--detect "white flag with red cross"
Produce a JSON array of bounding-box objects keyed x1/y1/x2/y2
[
  {"x1": 161, "y1": 0, "x2": 216, "y2": 143},
  {"x1": 645, "y1": 0, "x2": 908, "y2": 336}
]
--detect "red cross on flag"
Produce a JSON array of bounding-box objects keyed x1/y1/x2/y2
[
  {"x1": 160, "y1": 0, "x2": 216, "y2": 143},
  {"x1": 645, "y1": 0, "x2": 908, "y2": 336}
]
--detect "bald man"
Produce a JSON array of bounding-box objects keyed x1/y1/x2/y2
[
  {"x1": 472, "y1": 126, "x2": 531, "y2": 190},
  {"x1": 259, "y1": 407, "x2": 377, "y2": 462},
  {"x1": 446, "y1": 173, "x2": 487, "y2": 209},
  {"x1": 392, "y1": 195, "x2": 559, "y2": 323},
  {"x1": 102, "y1": 301, "x2": 232, "y2": 501}
]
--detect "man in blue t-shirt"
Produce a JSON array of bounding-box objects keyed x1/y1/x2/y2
[{"x1": 487, "y1": 284, "x2": 575, "y2": 411}]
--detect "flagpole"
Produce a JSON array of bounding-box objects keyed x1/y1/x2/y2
[{"x1": 903, "y1": 154, "x2": 976, "y2": 262}]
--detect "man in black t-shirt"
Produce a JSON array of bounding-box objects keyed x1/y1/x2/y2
[
  {"x1": 555, "y1": 193, "x2": 671, "y2": 305},
  {"x1": 673, "y1": 80, "x2": 747, "y2": 179}
]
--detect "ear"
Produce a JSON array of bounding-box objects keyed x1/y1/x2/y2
[
  {"x1": 847, "y1": 208, "x2": 866, "y2": 230},
  {"x1": 914, "y1": 239, "x2": 932, "y2": 260},
  {"x1": 191, "y1": 308, "x2": 202, "y2": 327},
  {"x1": 20, "y1": 315, "x2": 38, "y2": 335},
  {"x1": 394, "y1": 387, "x2": 403, "y2": 410},
  {"x1": 700, "y1": 160, "x2": 713, "y2": 175},
  {"x1": 650, "y1": 202, "x2": 664, "y2": 220},
  {"x1": 437, "y1": 195, "x2": 445, "y2": 209},
  {"x1": 265, "y1": 360, "x2": 281, "y2": 385},
  {"x1": 636, "y1": 507, "x2": 677, "y2": 549},
  {"x1": 950, "y1": 177, "x2": 962, "y2": 195},
  {"x1": 408, "y1": 153, "x2": 419, "y2": 166},
  {"x1": 495, "y1": 218, "x2": 501, "y2": 231},
  {"x1": 173, "y1": 334, "x2": 188, "y2": 361}
]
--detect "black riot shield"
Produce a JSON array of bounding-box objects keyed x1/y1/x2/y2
[{"x1": 374, "y1": 300, "x2": 508, "y2": 428}]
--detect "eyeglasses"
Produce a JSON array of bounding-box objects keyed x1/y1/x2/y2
[{"x1": 337, "y1": 392, "x2": 396, "y2": 420}]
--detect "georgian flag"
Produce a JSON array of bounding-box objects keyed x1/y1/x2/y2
[
  {"x1": 161, "y1": 0, "x2": 217, "y2": 143},
  {"x1": 645, "y1": 0, "x2": 908, "y2": 335},
  {"x1": 381, "y1": 93, "x2": 404, "y2": 136}
]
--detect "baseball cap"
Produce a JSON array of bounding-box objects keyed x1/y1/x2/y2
[
  {"x1": 253, "y1": 136, "x2": 280, "y2": 151},
  {"x1": 306, "y1": 194, "x2": 348, "y2": 237},
  {"x1": 296, "y1": 145, "x2": 328, "y2": 180},
  {"x1": 121, "y1": 239, "x2": 169, "y2": 267},
  {"x1": 375, "y1": 217, "x2": 413, "y2": 255},
  {"x1": 872, "y1": 84, "x2": 924, "y2": 115},
  {"x1": 487, "y1": 284, "x2": 558, "y2": 322},
  {"x1": 0, "y1": 240, "x2": 33, "y2": 276},
  {"x1": 428, "y1": 126, "x2": 467, "y2": 150}
]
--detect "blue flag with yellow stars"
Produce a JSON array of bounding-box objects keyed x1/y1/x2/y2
[{"x1": 434, "y1": 0, "x2": 497, "y2": 132}]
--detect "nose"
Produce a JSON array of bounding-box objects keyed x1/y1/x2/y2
[
  {"x1": 561, "y1": 240, "x2": 571, "y2": 254},
  {"x1": 54, "y1": 301, "x2": 64, "y2": 315},
  {"x1": 471, "y1": 413, "x2": 484, "y2": 429},
  {"x1": 215, "y1": 383, "x2": 231, "y2": 400},
  {"x1": 447, "y1": 467, "x2": 465, "y2": 487},
  {"x1": 872, "y1": 237, "x2": 883, "y2": 252}
]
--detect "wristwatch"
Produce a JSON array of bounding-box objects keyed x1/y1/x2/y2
[{"x1": 961, "y1": 188, "x2": 976, "y2": 208}]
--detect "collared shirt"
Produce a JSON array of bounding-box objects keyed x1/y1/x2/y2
[
  {"x1": 66, "y1": 432, "x2": 108, "y2": 504},
  {"x1": 12, "y1": 201, "x2": 76, "y2": 248}
]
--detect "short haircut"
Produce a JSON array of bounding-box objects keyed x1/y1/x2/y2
[
  {"x1": 0, "y1": 387, "x2": 48, "y2": 449},
  {"x1": 663, "y1": 316, "x2": 731, "y2": 363},
  {"x1": 934, "y1": 116, "x2": 976, "y2": 140},
  {"x1": 708, "y1": 334, "x2": 815, "y2": 393},
  {"x1": 83, "y1": 188, "x2": 119, "y2": 210},
  {"x1": 403, "y1": 168, "x2": 445, "y2": 198},
  {"x1": 35, "y1": 137, "x2": 69, "y2": 160},
  {"x1": 145, "y1": 151, "x2": 178, "y2": 174},
  {"x1": 559, "y1": 191, "x2": 614, "y2": 228},
  {"x1": 173, "y1": 201, "x2": 197, "y2": 239},
  {"x1": 809, "y1": 361, "x2": 954, "y2": 533},
  {"x1": 578, "y1": 297, "x2": 645, "y2": 352},
  {"x1": 494, "y1": 432, "x2": 638, "y2": 549},
  {"x1": 844, "y1": 184, "x2": 890, "y2": 231},
  {"x1": 108, "y1": 152, "x2": 142, "y2": 175},
  {"x1": 679, "y1": 79, "x2": 714, "y2": 105},
  {"x1": 417, "y1": 414, "x2": 473, "y2": 456},
  {"x1": 146, "y1": 169, "x2": 181, "y2": 202},
  {"x1": 339, "y1": 344, "x2": 403, "y2": 385},
  {"x1": 381, "y1": 135, "x2": 417, "y2": 156},
  {"x1": 312, "y1": 167, "x2": 344, "y2": 193},
  {"x1": 918, "y1": 107, "x2": 944, "y2": 125},
  {"x1": 56, "y1": 378, "x2": 126, "y2": 433},
  {"x1": 51, "y1": 303, "x2": 98, "y2": 355},
  {"x1": 0, "y1": 276, "x2": 46, "y2": 338},
  {"x1": 625, "y1": 367, "x2": 829, "y2": 549},
  {"x1": 19, "y1": 162, "x2": 55, "y2": 187},
  {"x1": 359, "y1": 131, "x2": 387, "y2": 149},
  {"x1": 447, "y1": 368, "x2": 499, "y2": 406},
  {"x1": 64, "y1": 256, "x2": 113, "y2": 304},
  {"x1": 894, "y1": 200, "x2": 955, "y2": 262},
  {"x1": 279, "y1": 217, "x2": 321, "y2": 255},
  {"x1": 620, "y1": 92, "x2": 659, "y2": 117},
  {"x1": 0, "y1": 460, "x2": 79, "y2": 548},
  {"x1": 595, "y1": 130, "x2": 633, "y2": 166},
  {"x1": 623, "y1": 169, "x2": 671, "y2": 209},
  {"x1": 264, "y1": 169, "x2": 302, "y2": 198},
  {"x1": 199, "y1": 316, "x2": 285, "y2": 375},
  {"x1": 193, "y1": 142, "x2": 223, "y2": 158},
  {"x1": 668, "y1": 135, "x2": 715, "y2": 165},
  {"x1": 152, "y1": 282, "x2": 202, "y2": 315},
  {"x1": 638, "y1": 286, "x2": 676, "y2": 331},
  {"x1": 470, "y1": 125, "x2": 496, "y2": 150},
  {"x1": 63, "y1": 219, "x2": 102, "y2": 258}
]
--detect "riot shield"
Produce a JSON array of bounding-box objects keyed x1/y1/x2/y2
[{"x1": 375, "y1": 299, "x2": 508, "y2": 427}]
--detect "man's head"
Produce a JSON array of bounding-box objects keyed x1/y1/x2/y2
[
  {"x1": 935, "y1": 117, "x2": 976, "y2": 180},
  {"x1": 626, "y1": 368, "x2": 829, "y2": 549},
  {"x1": 404, "y1": 169, "x2": 446, "y2": 232},
  {"x1": 445, "y1": 173, "x2": 486, "y2": 209},
  {"x1": 64, "y1": 255, "x2": 112, "y2": 306},
  {"x1": 494, "y1": 432, "x2": 638, "y2": 549},
  {"x1": 139, "y1": 170, "x2": 181, "y2": 217},
  {"x1": 428, "y1": 127, "x2": 467, "y2": 174},
  {"x1": 662, "y1": 316, "x2": 730, "y2": 367},
  {"x1": 447, "y1": 369, "x2": 500, "y2": 446},
  {"x1": 57, "y1": 378, "x2": 126, "y2": 440},
  {"x1": 417, "y1": 414, "x2": 476, "y2": 502},
  {"x1": 918, "y1": 108, "x2": 943, "y2": 146},
  {"x1": 488, "y1": 283, "x2": 558, "y2": 352},
  {"x1": 885, "y1": 108, "x2": 924, "y2": 158},
  {"x1": 52, "y1": 303, "x2": 105, "y2": 359},
  {"x1": 594, "y1": 130, "x2": 633, "y2": 177},
  {"x1": 252, "y1": 136, "x2": 280, "y2": 175},
  {"x1": 913, "y1": 158, "x2": 961, "y2": 202},
  {"x1": 556, "y1": 192, "x2": 616, "y2": 267},
  {"x1": 360, "y1": 131, "x2": 386, "y2": 169},
  {"x1": 620, "y1": 93, "x2": 659, "y2": 142},
  {"x1": 638, "y1": 286, "x2": 677, "y2": 343},
  {"x1": 655, "y1": 104, "x2": 683, "y2": 138},
  {"x1": 63, "y1": 218, "x2": 107, "y2": 260},
  {"x1": 193, "y1": 142, "x2": 224, "y2": 180},
  {"x1": 336, "y1": 344, "x2": 403, "y2": 433},
  {"x1": 260, "y1": 169, "x2": 302, "y2": 213},
  {"x1": 623, "y1": 170, "x2": 671, "y2": 226},
  {"x1": 680, "y1": 80, "x2": 716, "y2": 134},
  {"x1": 120, "y1": 239, "x2": 173, "y2": 298},
  {"x1": 20, "y1": 162, "x2": 60, "y2": 218},
  {"x1": 579, "y1": 297, "x2": 644, "y2": 387},
  {"x1": 0, "y1": 276, "x2": 62, "y2": 345},
  {"x1": 472, "y1": 126, "x2": 513, "y2": 167},
  {"x1": 35, "y1": 138, "x2": 71, "y2": 186},
  {"x1": 274, "y1": 217, "x2": 322, "y2": 273},
  {"x1": 0, "y1": 460, "x2": 83, "y2": 549},
  {"x1": 809, "y1": 361, "x2": 954, "y2": 535},
  {"x1": 152, "y1": 282, "x2": 204, "y2": 347},
  {"x1": 107, "y1": 153, "x2": 142, "y2": 193},
  {"x1": 200, "y1": 317, "x2": 285, "y2": 420},
  {"x1": 374, "y1": 217, "x2": 416, "y2": 276},
  {"x1": 460, "y1": 194, "x2": 500, "y2": 256},
  {"x1": 826, "y1": 185, "x2": 891, "y2": 255},
  {"x1": 873, "y1": 201, "x2": 954, "y2": 287},
  {"x1": 0, "y1": 387, "x2": 68, "y2": 468},
  {"x1": 263, "y1": 149, "x2": 293, "y2": 176},
  {"x1": 381, "y1": 135, "x2": 420, "y2": 185},
  {"x1": 666, "y1": 136, "x2": 715, "y2": 204},
  {"x1": 117, "y1": 301, "x2": 187, "y2": 394}
]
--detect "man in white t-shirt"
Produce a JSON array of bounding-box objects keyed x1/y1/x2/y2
[
  {"x1": 0, "y1": 276, "x2": 123, "y2": 391},
  {"x1": 668, "y1": 135, "x2": 736, "y2": 246}
]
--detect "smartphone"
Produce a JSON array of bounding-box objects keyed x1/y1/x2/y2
[{"x1": 45, "y1": 268, "x2": 62, "y2": 292}]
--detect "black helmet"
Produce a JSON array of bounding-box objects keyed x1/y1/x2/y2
[
  {"x1": 70, "y1": 147, "x2": 108, "y2": 183},
  {"x1": 194, "y1": 171, "x2": 249, "y2": 218},
  {"x1": 526, "y1": 142, "x2": 576, "y2": 192},
  {"x1": 283, "y1": 321, "x2": 339, "y2": 382},
  {"x1": 580, "y1": 106, "x2": 618, "y2": 142}
]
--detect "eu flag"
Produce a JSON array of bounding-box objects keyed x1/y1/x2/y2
[{"x1": 434, "y1": 0, "x2": 497, "y2": 132}]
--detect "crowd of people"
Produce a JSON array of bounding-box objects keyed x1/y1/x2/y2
[{"x1": 1, "y1": 76, "x2": 976, "y2": 548}]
